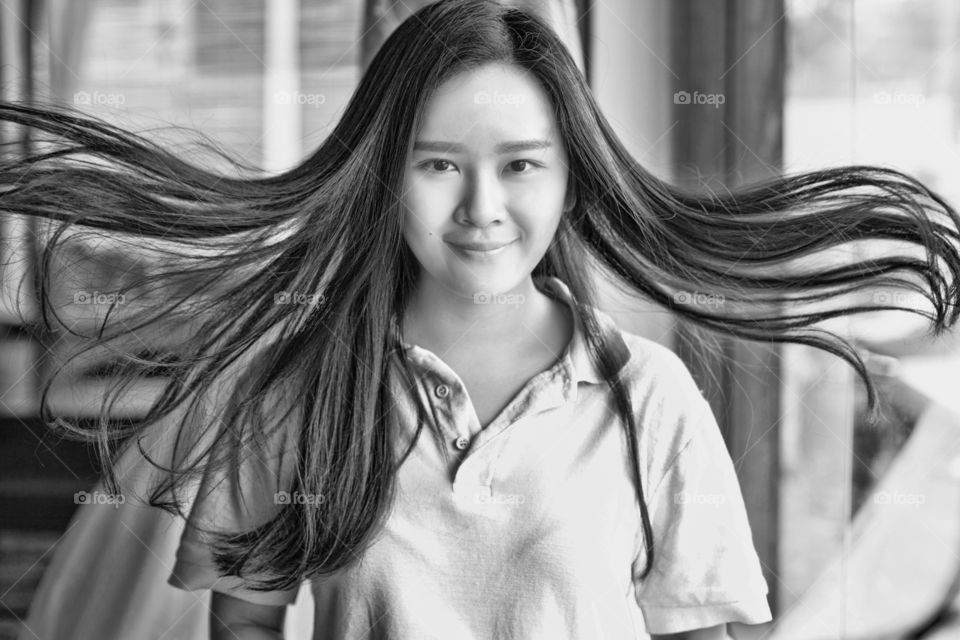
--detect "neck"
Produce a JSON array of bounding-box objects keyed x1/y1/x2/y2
[{"x1": 401, "y1": 274, "x2": 553, "y2": 355}]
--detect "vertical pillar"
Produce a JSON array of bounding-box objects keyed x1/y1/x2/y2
[
  {"x1": 0, "y1": 0, "x2": 41, "y2": 418},
  {"x1": 670, "y1": 0, "x2": 785, "y2": 619},
  {"x1": 590, "y1": 0, "x2": 675, "y2": 346},
  {"x1": 262, "y1": 0, "x2": 302, "y2": 173}
]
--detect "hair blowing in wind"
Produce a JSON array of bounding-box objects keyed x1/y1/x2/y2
[{"x1": 2, "y1": 0, "x2": 959, "y2": 593}]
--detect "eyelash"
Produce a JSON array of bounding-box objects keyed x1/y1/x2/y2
[{"x1": 420, "y1": 159, "x2": 541, "y2": 174}]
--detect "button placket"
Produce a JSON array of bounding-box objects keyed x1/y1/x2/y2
[{"x1": 430, "y1": 378, "x2": 473, "y2": 454}]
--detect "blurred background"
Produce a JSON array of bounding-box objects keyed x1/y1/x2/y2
[{"x1": 1, "y1": 0, "x2": 960, "y2": 638}]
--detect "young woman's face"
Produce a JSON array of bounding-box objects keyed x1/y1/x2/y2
[{"x1": 401, "y1": 63, "x2": 572, "y2": 299}]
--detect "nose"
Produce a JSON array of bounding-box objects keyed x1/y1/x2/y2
[{"x1": 458, "y1": 167, "x2": 504, "y2": 228}]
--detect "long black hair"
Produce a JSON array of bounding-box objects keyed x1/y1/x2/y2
[{"x1": 1, "y1": 0, "x2": 958, "y2": 593}]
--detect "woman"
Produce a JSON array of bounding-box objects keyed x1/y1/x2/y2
[{"x1": 4, "y1": 0, "x2": 960, "y2": 637}]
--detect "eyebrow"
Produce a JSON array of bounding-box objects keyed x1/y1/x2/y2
[{"x1": 413, "y1": 139, "x2": 553, "y2": 154}]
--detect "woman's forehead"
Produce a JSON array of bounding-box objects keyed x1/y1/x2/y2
[{"x1": 415, "y1": 63, "x2": 562, "y2": 151}]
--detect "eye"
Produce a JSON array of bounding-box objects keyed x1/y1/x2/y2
[
  {"x1": 420, "y1": 159, "x2": 457, "y2": 173},
  {"x1": 506, "y1": 159, "x2": 540, "y2": 174}
]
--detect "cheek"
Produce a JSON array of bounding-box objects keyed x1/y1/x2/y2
[
  {"x1": 402, "y1": 183, "x2": 450, "y2": 229},
  {"x1": 515, "y1": 181, "x2": 567, "y2": 237},
  {"x1": 401, "y1": 204, "x2": 443, "y2": 259},
  {"x1": 400, "y1": 198, "x2": 423, "y2": 245}
]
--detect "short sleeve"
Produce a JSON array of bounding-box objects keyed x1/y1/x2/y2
[
  {"x1": 166, "y1": 370, "x2": 303, "y2": 607},
  {"x1": 632, "y1": 398, "x2": 772, "y2": 633}
]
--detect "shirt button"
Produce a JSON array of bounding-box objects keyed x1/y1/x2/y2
[
  {"x1": 454, "y1": 436, "x2": 470, "y2": 450},
  {"x1": 435, "y1": 384, "x2": 449, "y2": 398}
]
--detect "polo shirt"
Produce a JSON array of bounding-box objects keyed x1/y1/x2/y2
[{"x1": 168, "y1": 276, "x2": 772, "y2": 637}]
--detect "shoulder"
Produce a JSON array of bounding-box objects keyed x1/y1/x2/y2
[
  {"x1": 600, "y1": 318, "x2": 719, "y2": 492},
  {"x1": 605, "y1": 319, "x2": 710, "y2": 422},
  {"x1": 202, "y1": 349, "x2": 302, "y2": 500},
  {"x1": 621, "y1": 333, "x2": 703, "y2": 397}
]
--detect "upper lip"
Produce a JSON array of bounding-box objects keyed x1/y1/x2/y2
[{"x1": 446, "y1": 239, "x2": 515, "y2": 251}]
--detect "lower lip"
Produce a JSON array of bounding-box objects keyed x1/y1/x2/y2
[{"x1": 448, "y1": 241, "x2": 515, "y2": 259}]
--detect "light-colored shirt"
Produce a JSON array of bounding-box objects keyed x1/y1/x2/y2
[{"x1": 168, "y1": 276, "x2": 772, "y2": 637}]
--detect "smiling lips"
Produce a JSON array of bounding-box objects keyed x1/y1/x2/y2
[{"x1": 446, "y1": 238, "x2": 516, "y2": 257}]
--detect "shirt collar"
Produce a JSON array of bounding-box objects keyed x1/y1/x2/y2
[
  {"x1": 390, "y1": 276, "x2": 630, "y2": 387},
  {"x1": 535, "y1": 275, "x2": 630, "y2": 386}
]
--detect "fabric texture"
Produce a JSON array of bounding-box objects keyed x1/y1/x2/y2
[{"x1": 168, "y1": 275, "x2": 772, "y2": 638}]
